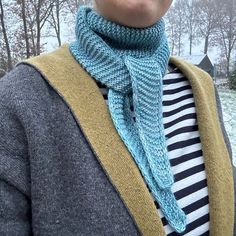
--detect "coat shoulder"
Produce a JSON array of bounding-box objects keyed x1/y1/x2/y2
[{"x1": 0, "y1": 62, "x2": 56, "y2": 111}]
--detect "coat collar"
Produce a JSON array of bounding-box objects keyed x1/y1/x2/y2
[{"x1": 23, "y1": 45, "x2": 234, "y2": 236}]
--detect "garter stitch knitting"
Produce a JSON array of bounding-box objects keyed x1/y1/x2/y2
[{"x1": 70, "y1": 6, "x2": 187, "y2": 233}]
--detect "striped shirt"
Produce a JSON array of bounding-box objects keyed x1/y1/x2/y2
[{"x1": 95, "y1": 66, "x2": 210, "y2": 236}]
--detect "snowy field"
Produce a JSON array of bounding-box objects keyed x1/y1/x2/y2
[{"x1": 218, "y1": 89, "x2": 236, "y2": 167}]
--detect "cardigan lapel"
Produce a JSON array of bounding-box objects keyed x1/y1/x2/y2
[
  {"x1": 169, "y1": 57, "x2": 234, "y2": 236},
  {"x1": 24, "y1": 45, "x2": 234, "y2": 236}
]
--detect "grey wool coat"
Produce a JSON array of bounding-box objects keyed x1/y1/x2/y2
[{"x1": 0, "y1": 55, "x2": 235, "y2": 235}]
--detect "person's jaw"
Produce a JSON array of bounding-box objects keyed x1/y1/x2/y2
[{"x1": 93, "y1": 0, "x2": 173, "y2": 28}]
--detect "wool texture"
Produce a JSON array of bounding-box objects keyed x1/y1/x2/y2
[
  {"x1": 23, "y1": 45, "x2": 235, "y2": 236},
  {"x1": 69, "y1": 6, "x2": 186, "y2": 233}
]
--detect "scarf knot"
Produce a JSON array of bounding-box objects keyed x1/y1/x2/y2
[{"x1": 70, "y1": 6, "x2": 187, "y2": 233}]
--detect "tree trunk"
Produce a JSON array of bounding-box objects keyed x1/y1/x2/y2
[
  {"x1": 189, "y1": 34, "x2": 193, "y2": 55},
  {"x1": 178, "y1": 31, "x2": 182, "y2": 56},
  {"x1": 226, "y1": 56, "x2": 230, "y2": 78},
  {"x1": 56, "y1": 0, "x2": 61, "y2": 46},
  {"x1": 36, "y1": 0, "x2": 41, "y2": 55},
  {"x1": 28, "y1": 22, "x2": 37, "y2": 56},
  {"x1": 0, "y1": 0, "x2": 13, "y2": 70},
  {"x1": 21, "y1": 0, "x2": 30, "y2": 58},
  {"x1": 204, "y1": 34, "x2": 209, "y2": 54}
]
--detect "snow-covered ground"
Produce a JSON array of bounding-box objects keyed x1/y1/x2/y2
[{"x1": 218, "y1": 89, "x2": 236, "y2": 167}]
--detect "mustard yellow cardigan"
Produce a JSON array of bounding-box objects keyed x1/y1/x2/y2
[{"x1": 25, "y1": 45, "x2": 235, "y2": 236}]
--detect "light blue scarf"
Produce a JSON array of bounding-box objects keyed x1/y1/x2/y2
[{"x1": 70, "y1": 6, "x2": 187, "y2": 233}]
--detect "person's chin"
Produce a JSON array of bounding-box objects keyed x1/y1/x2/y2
[{"x1": 93, "y1": 0, "x2": 172, "y2": 28}]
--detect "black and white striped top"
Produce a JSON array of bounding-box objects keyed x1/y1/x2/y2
[{"x1": 95, "y1": 66, "x2": 210, "y2": 236}]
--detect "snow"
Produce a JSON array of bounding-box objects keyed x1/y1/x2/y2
[{"x1": 218, "y1": 89, "x2": 236, "y2": 167}]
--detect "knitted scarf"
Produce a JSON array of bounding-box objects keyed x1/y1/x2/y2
[{"x1": 70, "y1": 6, "x2": 187, "y2": 233}]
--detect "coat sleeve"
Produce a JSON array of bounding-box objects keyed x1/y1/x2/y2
[
  {"x1": 214, "y1": 85, "x2": 233, "y2": 159},
  {"x1": 0, "y1": 70, "x2": 32, "y2": 235},
  {"x1": 214, "y1": 85, "x2": 236, "y2": 236}
]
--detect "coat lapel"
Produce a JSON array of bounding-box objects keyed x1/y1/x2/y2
[
  {"x1": 24, "y1": 45, "x2": 166, "y2": 236},
  {"x1": 24, "y1": 45, "x2": 234, "y2": 236}
]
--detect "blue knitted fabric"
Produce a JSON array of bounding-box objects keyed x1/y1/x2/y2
[{"x1": 70, "y1": 6, "x2": 187, "y2": 233}]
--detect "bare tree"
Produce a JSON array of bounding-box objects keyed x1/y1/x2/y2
[
  {"x1": 0, "y1": 0, "x2": 13, "y2": 70},
  {"x1": 66, "y1": 0, "x2": 92, "y2": 15},
  {"x1": 165, "y1": 7, "x2": 179, "y2": 55},
  {"x1": 16, "y1": 0, "x2": 54, "y2": 56},
  {"x1": 195, "y1": 0, "x2": 220, "y2": 54},
  {"x1": 48, "y1": 0, "x2": 67, "y2": 46},
  {"x1": 165, "y1": 0, "x2": 187, "y2": 56},
  {"x1": 185, "y1": 0, "x2": 199, "y2": 55},
  {"x1": 217, "y1": 0, "x2": 236, "y2": 78},
  {"x1": 21, "y1": 0, "x2": 30, "y2": 58},
  {"x1": 35, "y1": 0, "x2": 54, "y2": 55},
  {"x1": 13, "y1": 0, "x2": 48, "y2": 57}
]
